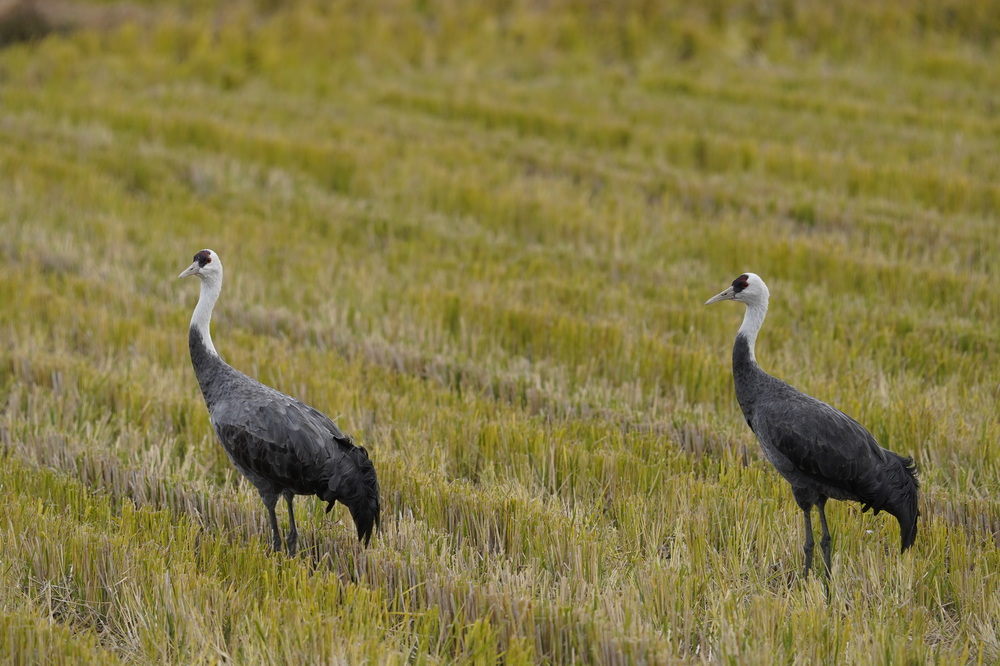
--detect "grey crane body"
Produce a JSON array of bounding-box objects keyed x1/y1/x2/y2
[
  {"x1": 181, "y1": 250, "x2": 380, "y2": 553},
  {"x1": 708, "y1": 273, "x2": 918, "y2": 579}
]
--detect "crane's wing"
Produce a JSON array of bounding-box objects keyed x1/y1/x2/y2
[
  {"x1": 209, "y1": 381, "x2": 354, "y2": 492},
  {"x1": 753, "y1": 385, "x2": 887, "y2": 495}
]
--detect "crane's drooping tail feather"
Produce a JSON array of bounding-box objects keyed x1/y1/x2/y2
[
  {"x1": 885, "y1": 454, "x2": 919, "y2": 552},
  {"x1": 324, "y1": 446, "x2": 381, "y2": 546}
]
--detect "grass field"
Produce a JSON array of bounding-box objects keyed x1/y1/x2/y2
[{"x1": 1, "y1": 0, "x2": 998, "y2": 662}]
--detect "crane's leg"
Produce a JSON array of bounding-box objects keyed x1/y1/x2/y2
[
  {"x1": 260, "y1": 491, "x2": 283, "y2": 552},
  {"x1": 283, "y1": 490, "x2": 298, "y2": 556},
  {"x1": 799, "y1": 503, "x2": 815, "y2": 578},
  {"x1": 817, "y1": 498, "x2": 832, "y2": 579}
]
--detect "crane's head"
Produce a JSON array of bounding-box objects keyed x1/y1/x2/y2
[
  {"x1": 705, "y1": 272, "x2": 769, "y2": 307},
  {"x1": 178, "y1": 249, "x2": 223, "y2": 283}
]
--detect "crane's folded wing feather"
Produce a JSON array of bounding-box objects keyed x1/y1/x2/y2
[
  {"x1": 209, "y1": 382, "x2": 353, "y2": 490},
  {"x1": 754, "y1": 389, "x2": 887, "y2": 496}
]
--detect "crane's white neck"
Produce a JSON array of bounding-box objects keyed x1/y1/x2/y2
[
  {"x1": 737, "y1": 296, "x2": 768, "y2": 364},
  {"x1": 191, "y1": 274, "x2": 222, "y2": 356}
]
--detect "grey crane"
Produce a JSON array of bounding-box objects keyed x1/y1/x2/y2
[
  {"x1": 179, "y1": 249, "x2": 380, "y2": 553},
  {"x1": 706, "y1": 273, "x2": 918, "y2": 578}
]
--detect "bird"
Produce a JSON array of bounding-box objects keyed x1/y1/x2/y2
[
  {"x1": 179, "y1": 249, "x2": 380, "y2": 553},
  {"x1": 705, "y1": 273, "x2": 918, "y2": 579}
]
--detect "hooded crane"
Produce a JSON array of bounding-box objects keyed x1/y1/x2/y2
[
  {"x1": 179, "y1": 249, "x2": 380, "y2": 553},
  {"x1": 706, "y1": 273, "x2": 918, "y2": 578}
]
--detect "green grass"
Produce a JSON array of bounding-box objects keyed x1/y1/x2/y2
[{"x1": 1, "y1": 0, "x2": 998, "y2": 662}]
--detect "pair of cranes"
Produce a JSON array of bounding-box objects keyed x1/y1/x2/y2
[{"x1": 179, "y1": 250, "x2": 918, "y2": 578}]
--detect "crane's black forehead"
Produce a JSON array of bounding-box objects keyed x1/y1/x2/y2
[
  {"x1": 194, "y1": 250, "x2": 212, "y2": 267},
  {"x1": 732, "y1": 274, "x2": 750, "y2": 292}
]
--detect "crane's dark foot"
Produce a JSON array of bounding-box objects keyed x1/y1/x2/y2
[
  {"x1": 263, "y1": 494, "x2": 283, "y2": 554},
  {"x1": 800, "y1": 504, "x2": 815, "y2": 580},
  {"x1": 817, "y1": 499, "x2": 833, "y2": 580},
  {"x1": 282, "y1": 493, "x2": 298, "y2": 556}
]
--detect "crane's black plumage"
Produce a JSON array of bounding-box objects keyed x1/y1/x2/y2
[
  {"x1": 180, "y1": 249, "x2": 380, "y2": 553},
  {"x1": 707, "y1": 273, "x2": 918, "y2": 578}
]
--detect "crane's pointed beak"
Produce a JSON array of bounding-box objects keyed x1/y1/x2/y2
[
  {"x1": 178, "y1": 262, "x2": 201, "y2": 279},
  {"x1": 705, "y1": 286, "x2": 736, "y2": 305}
]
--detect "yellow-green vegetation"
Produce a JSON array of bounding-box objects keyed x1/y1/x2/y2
[{"x1": 1, "y1": 0, "x2": 998, "y2": 662}]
